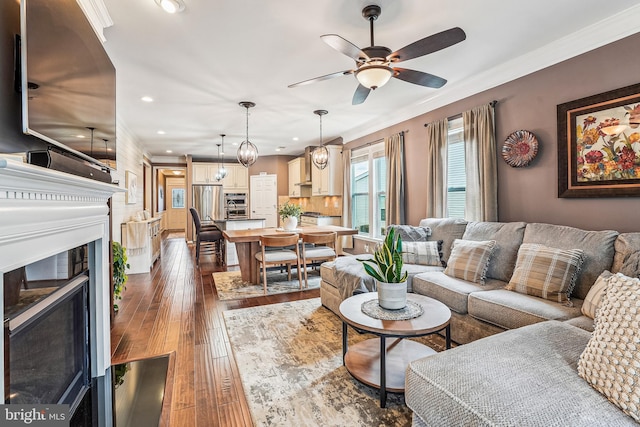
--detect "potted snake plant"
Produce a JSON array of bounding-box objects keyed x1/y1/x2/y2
[{"x1": 360, "y1": 227, "x2": 408, "y2": 309}]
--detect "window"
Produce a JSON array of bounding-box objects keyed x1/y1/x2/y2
[
  {"x1": 351, "y1": 142, "x2": 386, "y2": 238},
  {"x1": 447, "y1": 117, "x2": 465, "y2": 219}
]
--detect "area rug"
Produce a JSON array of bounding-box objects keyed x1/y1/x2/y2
[
  {"x1": 223, "y1": 297, "x2": 447, "y2": 426},
  {"x1": 213, "y1": 270, "x2": 321, "y2": 300}
]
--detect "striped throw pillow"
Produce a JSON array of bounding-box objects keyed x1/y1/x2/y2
[
  {"x1": 444, "y1": 239, "x2": 496, "y2": 285},
  {"x1": 402, "y1": 241, "x2": 443, "y2": 266},
  {"x1": 581, "y1": 270, "x2": 613, "y2": 319},
  {"x1": 506, "y1": 243, "x2": 584, "y2": 303}
]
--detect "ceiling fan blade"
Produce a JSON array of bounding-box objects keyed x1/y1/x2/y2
[
  {"x1": 321, "y1": 34, "x2": 369, "y2": 63},
  {"x1": 393, "y1": 68, "x2": 447, "y2": 88},
  {"x1": 288, "y1": 69, "x2": 354, "y2": 88},
  {"x1": 388, "y1": 27, "x2": 466, "y2": 63},
  {"x1": 352, "y1": 84, "x2": 371, "y2": 105}
]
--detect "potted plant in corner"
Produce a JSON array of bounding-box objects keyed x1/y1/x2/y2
[
  {"x1": 278, "y1": 201, "x2": 303, "y2": 231},
  {"x1": 112, "y1": 241, "x2": 130, "y2": 312},
  {"x1": 360, "y1": 228, "x2": 408, "y2": 309}
]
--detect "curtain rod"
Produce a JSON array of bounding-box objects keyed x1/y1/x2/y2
[{"x1": 423, "y1": 100, "x2": 498, "y2": 127}]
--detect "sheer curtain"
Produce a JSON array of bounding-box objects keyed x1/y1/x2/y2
[
  {"x1": 341, "y1": 147, "x2": 353, "y2": 249},
  {"x1": 463, "y1": 103, "x2": 497, "y2": 222},
  {"x1": 425, "y1": 119, "x2": 448, "y2": 218},
  {"x1": 385, "y1": 132, "x2": 405, "y2": 225}
]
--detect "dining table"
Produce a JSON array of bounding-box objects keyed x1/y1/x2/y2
[{"x1": 222, "y1": 225, "x2": 359, "y2": 285}]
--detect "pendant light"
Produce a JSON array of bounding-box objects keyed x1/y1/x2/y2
[
  {"x1": 218, "y1": 134, "x2": 228, "y2": 179},
  {"x1": 312, "y1": 110, "x2": 329, "y2": 170},
  {"x1": 237, "y1": 101, "x2": 258, "y2": 167},
  {"x1": 215, "y1": 143, "x2": 222, "y2": 181}
]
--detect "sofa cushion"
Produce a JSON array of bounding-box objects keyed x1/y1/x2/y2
[
  {"x1": 581, "y1": 270, "x2": 613, "y2": 319},
  {"x1": 413, "y1": 271, "x2": 504, "y2": 314},
  {"x1": 578, "y1": 273, "x2": 640, "y2": 422},
  {"x1": 444, "y1": 239, "x2": 496, "y2": 285},
  {"x1": 564, "y1": 315, "x2": 595, "y2": 332},
  {"x1": 612, "y1": 232, "x2": 640, "y2": 274},
  {"x1": 461, "y1": 221, "x2": 526, "y2": 282},
  {"x1": 406, "y1": 321, "x2": 634, "y2": 427},
  {"x1": 386, "y1": 224, "x2": 431, "y2": 242},
  {"x1": 402, "y1": 240, "x2": 443, "y2": 266},
  {"x1": 468, "y1": 289, "x2": 583, "y2": 330},
  {"x1": 418, "y1": 218, "x2": 467, "y2": 263},
  {"x1": 522, "y1": 223, "x2": 618, "y2": 300},
  {"x1": 619, "y1": 252, "x2": 640, "y2": 278},
  {"x1": 506, "y1": 243, "x2": 585, "y2": 303}
]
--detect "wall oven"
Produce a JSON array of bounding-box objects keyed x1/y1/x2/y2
[{"x1": 224, "y1": 193, "x2": 248, "y2": 219}]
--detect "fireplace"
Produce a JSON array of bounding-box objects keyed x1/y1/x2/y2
[{"x1": 0, "y1": 158, "x2": 122, "y2": 425}]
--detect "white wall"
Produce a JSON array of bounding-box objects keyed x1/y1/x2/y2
[{"x1": 111, "y1": 117, "x2": 146, "y2": 243}]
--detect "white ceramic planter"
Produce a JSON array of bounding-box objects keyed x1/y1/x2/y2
[
  {"x1": 377, "y1": 280, "x2": 407, "y2": 310},
  {"x1": 283, "y1": 216, "x2": 298, "y2": 230}
]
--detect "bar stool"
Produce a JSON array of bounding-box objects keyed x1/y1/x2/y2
[
  {"x1": 300, "y1": 231, "x2": 337, "y2": 287},
  {"x1": 255, "y1": 233, "x2": 303, "y2": 294}
]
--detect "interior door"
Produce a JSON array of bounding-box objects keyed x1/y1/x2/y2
[
  {"x1": 166, "y1": 177, "x2": 187, "y2": 231},
  {"x1": 250, "y1": 174, "x2": 278, "y2": 228}
]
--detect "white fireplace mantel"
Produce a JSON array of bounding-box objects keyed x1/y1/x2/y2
[{"x1": 0, "y1": 157, "x2": 123, "y2": 402}]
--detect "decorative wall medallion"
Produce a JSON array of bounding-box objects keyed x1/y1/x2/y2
[{"x1": 502, "y1": 130, "x2": 539, "y2": 167}]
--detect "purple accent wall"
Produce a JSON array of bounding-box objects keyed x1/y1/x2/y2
[{"x1": 344, "y1": 32, "x2": 640, "y2": 232}]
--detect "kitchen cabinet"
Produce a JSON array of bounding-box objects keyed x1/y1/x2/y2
[
  {"x1": 214, "y1": 218, "x2": 266, "y2": 265},
  {"x1": 193, "y1": 162, "x2": 248, "y2": 191},
  {"x1": 288, "y1": 157, "x2": 311, "y2": 197},
  {"x1": 311, "y1": 145, "x2": 343, "y2": 196},
  {"x1": 221, "y1": 164, "x2": 249, "y2": 192}
]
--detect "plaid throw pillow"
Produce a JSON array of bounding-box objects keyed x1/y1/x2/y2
[
  {"x1": 444, "y1": 239, "x2": 496, "y2": 285},
  {"x1": 402, "y1": 241, "x2": 443, "y2": 266},
  {"x1": 578, "y1": 273, "x2": 640, "y2": 422},
  {"x1": 581, "y1": 270, "x2": 613, "y2": 319},
  {"x1": 506, "y1": 243, "x2": 584, "y2": 303}
]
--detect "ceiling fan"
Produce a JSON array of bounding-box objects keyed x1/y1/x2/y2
[{"x1": 288, "y1": 4, "x2": 466, "y2": 105}]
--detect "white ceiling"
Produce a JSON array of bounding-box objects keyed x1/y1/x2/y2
[{"x1": 99, "y1": 0, "x2": 640, "y2": 161}]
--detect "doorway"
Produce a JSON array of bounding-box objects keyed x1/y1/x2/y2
[
  {"x1": 166, "y1": 177, "x2": 186, "y2": 231},
  {"x1": 250, "y1": 174, "x2": 278, "y2": 228}
]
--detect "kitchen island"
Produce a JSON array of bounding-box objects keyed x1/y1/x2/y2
[{"x1": 213, "y1": 218, "x2": 266, "y2": 265}]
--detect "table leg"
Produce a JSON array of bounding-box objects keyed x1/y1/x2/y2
[
  {"x1": 342, "y1": 322, "x2": 347, "y2": 365},
  {"x1": 446, "y1": 324, "x2": 451, "y2": 350},
  {"x1": 380, "y1": 335, "x2": 386, "y2": 408},
  {"x1": 234, "y1": 241, "x2": 261, "y2": 284}
]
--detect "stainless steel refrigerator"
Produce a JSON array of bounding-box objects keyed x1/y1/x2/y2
[{"x1": 192, "y1": 184, "x2": 224, "y2": 221}]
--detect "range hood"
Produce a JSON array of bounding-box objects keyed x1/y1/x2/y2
[{"x1": 295, "y1": 146, "x2": 315, "y2": 186}]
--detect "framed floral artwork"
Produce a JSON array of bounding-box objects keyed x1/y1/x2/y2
[{"x1": 557, "y1": 82, "x2": 640, "y2": 197}]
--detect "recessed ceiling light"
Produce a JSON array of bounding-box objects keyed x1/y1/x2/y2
[
  {"x1": 292, "y1": 137, "x2": 299, "y2": 141},
  {"x1": 76, "y1": 135, "x2": 85, "y2": 138},
  {"x1": 166, "y1": 150, "x2": 173, "y2": 153},
  {"x1": 141, "y1": 96, "x2": 154, "y2": 102},
  {"x1": 275, "y1": 146, "x2": 285, "y2": 152},
  {"x1": 155, "y1": 0, "x2": 185, "y2": 14},
  {"x1": 232, "y1": 142, "x2": 238, "y2": 146},
  {"x1": 157, "y1": 130, "x2": 166, "y2": 135}
]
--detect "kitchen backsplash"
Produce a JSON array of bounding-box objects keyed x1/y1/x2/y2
[{"x1": 279, "y1": 195, "x2": 342, "y2": 217}]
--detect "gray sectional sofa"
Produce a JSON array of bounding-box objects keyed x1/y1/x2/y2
[{"x1": 319, "y1": 218, "x2": 640, "y2": 426}]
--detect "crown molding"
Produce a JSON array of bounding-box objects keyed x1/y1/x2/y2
[
  {"x1": 341, "y1": 4, "x2": 640, "y2": 144},
  {"x1": 76, "y1": 0, "x2": 114, "y2": 43}
]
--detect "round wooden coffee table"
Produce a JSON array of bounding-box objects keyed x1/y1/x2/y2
[{"x1": 338, "y1": 292, "x2": 451, "y2": 408}]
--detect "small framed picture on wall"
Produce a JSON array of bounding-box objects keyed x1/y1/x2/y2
[{"x1": 125, "y1": 170, "x2": 137, "y2": 204}]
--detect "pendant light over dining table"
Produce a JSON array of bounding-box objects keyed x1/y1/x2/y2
[
  {"x1": 312, "y1": 110, "x2": 329, "y2": 170},
  {"x1": 237, "y1": 101, "x2": 258, "y2": 167},
  {"x1": 218, "y1": 134, "x2": 228, "y2": 179}
]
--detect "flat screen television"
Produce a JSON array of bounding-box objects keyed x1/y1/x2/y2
[{"x1": 20, "y1": 0, "x2": 116, "y2": 170}]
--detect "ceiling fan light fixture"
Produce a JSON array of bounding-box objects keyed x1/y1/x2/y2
[
  {"x1": 237, "y1": 102, "x2": 258, "y2": 167},
  {"x1": 355, "y1": 63, "x2": 393, "y2": 90},
  {"x1": 155, "y1": 0, "x2": 185, "y2": 14}
]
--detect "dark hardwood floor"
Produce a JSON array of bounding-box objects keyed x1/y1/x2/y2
[{"x1": 110, "y1": 232, "x2": 320, "y2": 426}]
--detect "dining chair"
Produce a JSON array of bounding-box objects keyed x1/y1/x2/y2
[
  {"x1": 255, "y1": 233, "x2": 303, "y2": 294},
  {"x1": 189, "y1": 207, "x2": 224, "y2": 265},
  {"x1": 300, "y1": 231, "x2": 337, "y2": 288}
]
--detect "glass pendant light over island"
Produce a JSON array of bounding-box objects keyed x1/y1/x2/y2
[
  {"x1": 237, "y1": 102, "x2": 258, "y2": 167},
  {"x1": 312, "y1": 109, "x2": 329, "y2": 170},
  {"x1": 218, "y1": 134, "x2": 227, "y2": 179}
]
